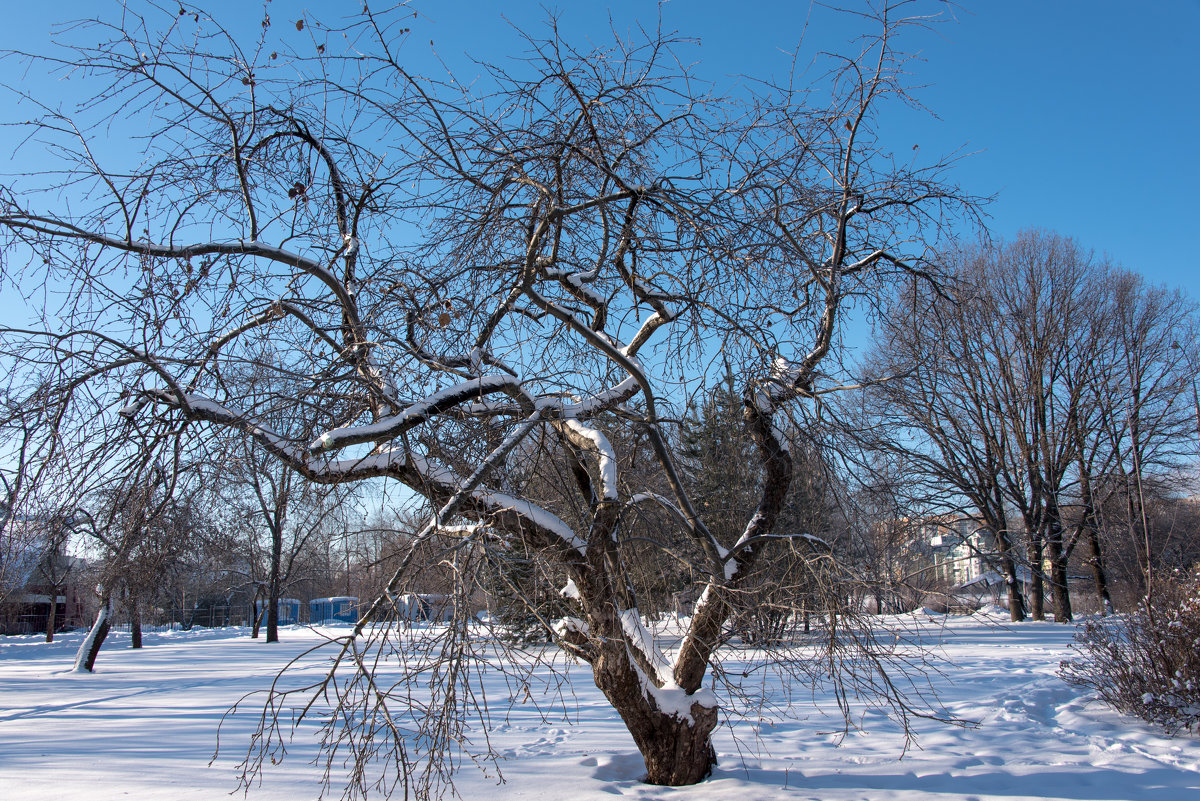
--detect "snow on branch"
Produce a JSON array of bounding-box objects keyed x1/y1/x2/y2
[
  {"x1": 560, "y1": 419, "x2": 618, "y2": 501},
  {"x1": 308, "y1": 375, "x2": 531, "y2": 454}
]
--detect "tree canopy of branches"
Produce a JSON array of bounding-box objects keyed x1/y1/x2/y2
[{"x1": 0, "y1": 3, "x2": 971, "y2": 794}]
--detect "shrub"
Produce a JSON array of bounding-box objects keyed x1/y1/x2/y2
[{"x1": 1060, "y1": 566, "x2": 1200, "y2": 734}]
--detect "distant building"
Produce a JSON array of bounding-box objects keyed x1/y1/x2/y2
[
  {"x1": 922, "y1": 515, "x2": 1039, "y2": 610},
  {"x1": 1, "y1": 519, "x2": 88, "y2": 635},
  {"x1": 924, "y1": 516, "x2": 1000, "y2": 587},
  {"x1": 393, "y1": 593, "x2": 453, "y2": 622}
]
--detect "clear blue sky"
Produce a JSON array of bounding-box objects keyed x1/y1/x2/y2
[{"x1": 1, "y1": 0, "x2": 1197, "y2": 303}]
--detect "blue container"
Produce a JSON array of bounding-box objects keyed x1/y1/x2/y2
[
  {"x1": 255, "y1": 598, "x2": 301, "y2": 626},
  {"x1": 309, "y1": 596, "x2": 359, "y2": 625}
]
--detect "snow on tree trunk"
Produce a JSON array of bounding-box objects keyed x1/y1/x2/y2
[
  {"x1": 74, "y1": 593, "x2": 112, "y2": 673},
  {"x1": 590, "y1": 643, "x2": 719, "y2": 785}
]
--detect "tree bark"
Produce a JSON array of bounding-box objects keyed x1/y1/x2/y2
[
  {"x1": 1025, "y1": 538, "x2": 1045, "y2": 620},
  {"x1": 1043, "y1": 503, "x2": 1072, "y2": 622},
  {"x1": 1084, "y1": 526, "x2": 1114, "y2": 614},
  {"x1": 74, "y1": 592, "x2": 113, "y2": 672},
  {"x1": 988, "y1": 525, "x2": 1025, "y2": 622},
  {"x1": 250, "y1": 589, "x2": 263, "y2": 639},
  {"x1": 44, "y1": 584, "x2": 58, "y2": 643},
  {"x1": 591, "y1": 649, "x2": 718, "y2": 785},
  {"x1": 130, "y1": 598, "x2": 143, "y2": 648},
  {"x1": 267, "y1": 524, "x2": 282, "y2": 643},
  {"x1": 1045, "y1": 537, "x2": 1072, "y2": 622}
]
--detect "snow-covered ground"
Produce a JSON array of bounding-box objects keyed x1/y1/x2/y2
[{"x1": 1, "y1": 611, "x2": 1197, "y2": 801}]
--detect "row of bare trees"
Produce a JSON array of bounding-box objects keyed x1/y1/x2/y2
[{"x1": 859, "y1": 230, "x2": 1199, "y2": 622}]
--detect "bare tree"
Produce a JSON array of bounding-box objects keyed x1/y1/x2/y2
[
  {"x1": 866, "y1": 231, "x2": 1197, "y2": 621},
  {"x1": 0, "y1": 3, "x2": 971, "y2": 793},
  {"x1": 215, "y1": 425, "x2": 359, "y2": 642}
]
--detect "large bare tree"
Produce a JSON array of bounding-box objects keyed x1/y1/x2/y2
[{"x1": 0, "y1": 3, "x2": 970, "y2": 793}]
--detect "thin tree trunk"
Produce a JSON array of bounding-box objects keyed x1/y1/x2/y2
[
  {"x1": 44, "y1": 584, "x2": 58, "y2": 643},
  {"x1": 1074, "y1": 446, "x2": 1114, "y2": 615},
  {"x1": 250, "y1": 590, "x2": 263, "y2": 639}
]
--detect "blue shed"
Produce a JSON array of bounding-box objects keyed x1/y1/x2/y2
[
  {"x1": 310, "y1": 596, "x2": 359, "y2": 625},
  {"x1": 255, "y1": 598, "x2": 301, "y2": 626}
]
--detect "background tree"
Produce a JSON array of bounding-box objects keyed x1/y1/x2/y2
[
  {"x1": 0, "y1": 4, "x2": 972, "y2": 793},
  {"x1": 220, "y1": 439, "x2": 357, "y2": 642},
  {"x1": 866, "y1": 231, "x2": 1198, "y2": 620}
]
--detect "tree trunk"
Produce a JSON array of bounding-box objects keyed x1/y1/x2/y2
[
  {"x1": 1047, "y1": 547, "x2": 1072, "y2": 622},
  {"x1": 632, "y1": 706, "x2": 718, "y2": 786},
  {"x1": 267, "y1": 524, "x2": 282, "y2": 643},
  {"x1": 130, "y1": 599, "x2": 143, "y2": 648},
  {"x1": 1085, "y1": 527, "x2": 1114, "y2": 614},
  {"x1": 44, "y1": 584, "x2": 58, "y2": 643},
  {"x1": 250, "y1": 591, "x2": 263, "y2": 639},
  {"x1": 74, "y1": 593, "x2": 113, "y2": 673},
  {"x1": 1026, "y1": 539, "x2": 1045, "y2": 620},
  {"x1": 1043, "y1": 514, "x2": 1072, "y2": 622},
  {"x1": 990, "y1": 527, "x2": 1025, "y2": 622},
  {"x1": 592, "y1": 651, "x2": 718, "y2": 785}
]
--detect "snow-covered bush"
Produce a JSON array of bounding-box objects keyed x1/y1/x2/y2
[{"x1": 1060, "y1": 566, "x2": 1200, "y2": 734}]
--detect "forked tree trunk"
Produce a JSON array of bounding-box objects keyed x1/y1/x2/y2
[{"x1": 591, "y1": 650, "x2": 718, "y2": 785}]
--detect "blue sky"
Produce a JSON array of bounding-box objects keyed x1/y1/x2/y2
[{"x1": 1, "y1": 0, "x2": 1197, "y2": 305}]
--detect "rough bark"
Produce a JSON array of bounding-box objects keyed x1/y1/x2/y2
[
  {"x1": 1025, "y1": 539, "x2": 1045, "y2": 621},
  {"x1": 1045, "y1": 535, "x2": 1072, "y2": 622},
  {"x1": 992, "y1": 528, "x2": 1026, "y2": 622},
  {"x1": 1085, "y1": 526, "x2": 1114, "y2": 614},
  {"x1": 591, "y1": 647, "x2": 718, "y2": 785}
]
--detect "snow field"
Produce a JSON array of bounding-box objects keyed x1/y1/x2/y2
[{"x1": 1, "y1": 612, "x2": 1198, "y2": 801}]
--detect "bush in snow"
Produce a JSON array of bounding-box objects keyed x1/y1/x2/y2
[{"x1": 1060, "y1": 566, "x2": 1200, "y2": 734}]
